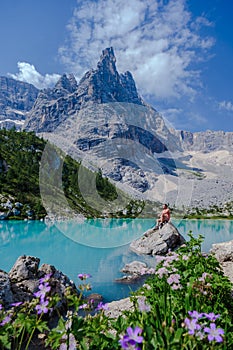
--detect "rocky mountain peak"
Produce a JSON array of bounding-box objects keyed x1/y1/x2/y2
[
  {"x1": 54, "y1": 73, "x2": 78, "y2": 94},
  {"x1": 76, "y1": 47, "x2": 144, "y2": 105},
  {"x1": 97, "y1": 47, "x2": 117, "y2": 75}
]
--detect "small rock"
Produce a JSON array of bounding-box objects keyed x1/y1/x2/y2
[
  {"x1": 121, "y1": 261, "x2": 147, "y2": 274},
  {"x1": 115, "y1": 274, "x2": 142, "y2": 283},
  {"x1": 104, "y1": 297, "x2": 133, "y2": 318}
]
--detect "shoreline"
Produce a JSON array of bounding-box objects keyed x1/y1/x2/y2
[{"x1": 1, "y1": 215, "x2": 233, "y2": 222}]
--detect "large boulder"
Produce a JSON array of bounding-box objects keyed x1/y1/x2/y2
[
  {"x1": 130, "y1": 222, "x2": 185, "y2": 256},
  {"x1": 210, "y1": 240, "x2": 233, "y2": 284},
  {"x1": 1, "y1": 255, "x2": 78, "y2": 309}
]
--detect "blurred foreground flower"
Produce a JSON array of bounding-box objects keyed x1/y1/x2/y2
[{"x1": 119, "y1": 326, "x2": 143, "y2": 349}]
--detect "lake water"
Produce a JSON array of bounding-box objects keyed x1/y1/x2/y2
[{"x1": 1, "y1": 218, "x2": 233, "y2": 302}]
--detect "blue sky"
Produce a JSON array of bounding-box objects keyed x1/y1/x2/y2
[{"x1": 0, "y1": 0, "x2": 232, "y2": 132}]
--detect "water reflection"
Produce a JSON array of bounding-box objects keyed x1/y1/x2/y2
[{"x1": 175, "y1": 219, "x2": 233, "y2": 252}]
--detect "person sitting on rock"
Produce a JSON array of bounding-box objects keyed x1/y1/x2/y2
[{"x1": 155, "y1": 204, "x2": 171, "y2": 229}]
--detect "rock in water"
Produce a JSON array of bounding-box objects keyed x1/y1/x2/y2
[{"x1": 130, "y1": 222, "x2": 185, "y2": 255}]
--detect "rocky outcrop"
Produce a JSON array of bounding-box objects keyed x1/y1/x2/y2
[
  {"x1": 210, "y1": 240, "x2": 233, "y2": 284},
  {"x1": 0, "y1": 255, "x2": 78, "y2": 309},
  {"x1": 177, "y1": 130, "x2": 233, "y2": 152},
  {"x1": 130, "y1": 222, "x2": 185, "y2": 255},
  {"x1": 0, "y1": 76, "x2": 39, "y2": 129},
  {"x1": 104, "y1": 297, "x2": 133, "y2": 319}
]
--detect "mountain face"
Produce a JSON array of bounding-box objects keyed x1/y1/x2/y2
[
  {"x1": 23, "y1": 47, "x2": 182, "y2": 194},
  {"x1": 178, "y1": 130, "x2": 233, "y2": 152},
  {"x1": 0, "y1": 48, "x2": 232, "y2": 212},
  {"x1": 23, "y1": 47, "x2": 145, "y2": 132},
  {"x1": 0, "y1": 77, "x2": 39, "y2": 129}
]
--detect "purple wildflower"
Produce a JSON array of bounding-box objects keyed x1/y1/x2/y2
[
  {"x1": 184, "y1": 318, "x2": 201, "y2": 335},
  {"x1": 204, "y1": 323, "x2": 224, "y2": 343},
  {"x1": 0, "y1": 304, "x2": 3, "y2": 310},
  {"x1": 182, "y1": 254, "x2": 189, "y2": 261},
  {"x1": 196, "y1": 330, "x2": 205, "y2": 340},
  {"x1": 156, "y1": 256, "x2": 165, "y2": 263},
  {"x1": 68, "y1": 333, "x2": 76, "y2": 350},
  {"x1": 139, "y1": 267, "x2": 148, "y2": 275},
  {"x1": 188, "y1": 310, "x2": 203, "y2": 319},
  {"x1": 162, "y1": 254, "x2": 179, "y2": 267},
  {"x1": 78, "y1": 303, "x2": 89, "y2": 310},
  {"x1": 0, "y1": 314, "x2": 12, "y2": 326},
  {"x1": 171, "y1": 283, "x2": 182, "y2": 290},
  {"x1": 204, "y1": 312, "x2": 220, "y2": 322},
  {"x1": 65, "y1": 319, "x2": 72, "y2": 331},
  {"x1": 95, "y1": 302, "x2": 109, "y2": 311},
  {"x1": 39, "y1": 273, "x2": 52, "y2": 284},
  {"x1": 156, "y1": 267, "x2": 169, "y2": 278},
  {"x1": 34, "y1": 282, "x2": 51, "y2": 299},
  {"x1": 78, "y1": 273, "x2": 92, "y2": 280},
  {"x1": 11, "y1": 302, "x2": 23, "y2": 307},
  {"x1": 167, "y1": 273, "x2": 181, "y2": 285},
  {"x1": 137, "y1": 297, "x2": 151, "y2": 313},
  {"x1": 59, "y1": 334, "x2": 68, "y2": 350},
  {"x1": 119, "y1": 326, "x2": 143, "y2": 349},
  {"x1": 199, "y1": 272, "x2": 211, "y2": 282},
  {"x1": 35, "y1": 299, "x2": 49, "y2": 314}
]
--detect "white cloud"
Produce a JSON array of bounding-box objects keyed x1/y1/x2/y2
[
  {"x1": 58, "y1": 0, "x2": 214, "y2": 100},
  {"x1": 8, "y1": 62, "x2": 60, "y2": 89},
  {"x1": 219, "y1": 100, "x2": 233, "y2": 112}
]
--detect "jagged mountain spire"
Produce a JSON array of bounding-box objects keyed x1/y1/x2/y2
[
  {"x1": 24, "y1": 47, "x2": 145, "y2": 132},
  {"x1": 76, "y1": 47, "x2": 144, "y2": 105},
  {"x1": 54, "y1": 74, "x2": 78, "y2": 94}
]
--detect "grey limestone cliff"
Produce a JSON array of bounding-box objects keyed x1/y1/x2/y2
[
  {"x1": 23, "y1": 47, "x2": 145, "y2": 132},
  {"x1": 0, "y1": 77, "x2": 39, "y2": 129},
  {"x1": 178, "y1": 130, "x2": 233, "y2": 152}
]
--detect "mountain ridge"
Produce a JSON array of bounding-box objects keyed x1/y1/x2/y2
[
  {"x1": 0, "y1": 49, "x2": 232, "y2": 153},
  {"x1": 0, "y1": 48, "x2": 232, "y2": 213}
]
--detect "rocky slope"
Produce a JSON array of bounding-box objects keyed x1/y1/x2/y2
[
  {"x1": 178, "y1": 130, "x2": 233, "y2": 152},
  {"x1": 0, "y1": 76, "x2": 39, "y2": 129}
]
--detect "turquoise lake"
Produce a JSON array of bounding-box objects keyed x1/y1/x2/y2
[{"x1": 0, "y1": 218, "x2": 233, "y2": 302}]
